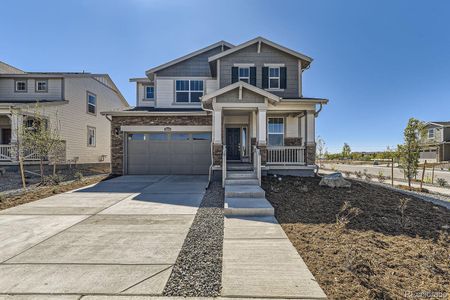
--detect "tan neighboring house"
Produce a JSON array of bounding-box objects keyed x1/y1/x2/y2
[
  {"x1": 102, "y1": 37, "x2": 328, "y2": 179},
  {"x1": 419, "y1": 121, "x2": 450, "y2": 163},
  {"x1": 0, "y1": 61, "x2": 129, "y2": 166}
]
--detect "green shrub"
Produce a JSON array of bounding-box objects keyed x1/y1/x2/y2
[
  {"x1": 43, "y1": 174, "x2": 64, "y2": 186},
  {"x1": 74, "y1": 171, "x2": 83, "y2": 181},
  {"x1": 436, "y1": 178, "x2": 448, "y2": 187},
  {"x1": 377, "y1": 171, "x2": 386, "y2": 183}
]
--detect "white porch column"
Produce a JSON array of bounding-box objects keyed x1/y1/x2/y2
[
  {"x1": 257, "y1": 108, "x2": 267, "y2": 145},
  {"x1": 8, "y1": 113, "x2": 23, "y2": 144},
  {"x1": 300, "y1": 113, "x2": 306, "y2": 146},
  {"x1": 213, "y1": 109, "x2": 222, "y2": 144},
  {"x1": 306, "y1": 110, "x2": 315, "y2": 145}
]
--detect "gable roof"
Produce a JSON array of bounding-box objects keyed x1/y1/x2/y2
[
  {"x1": 145, "y1": 40, "x2": 234, "y2": 75},
  {"x1": 201, "y1": 81, "x2": 280, "y2": 103},
  {"x1": 0, "y1": 61, "x2": 25, "y2": 74},
  {"x1": 207, "y1": 37, "x2": 313, "y2": 69},
  {"x1": 427, "y1": 121, "x2": 450, "y2": 127}
]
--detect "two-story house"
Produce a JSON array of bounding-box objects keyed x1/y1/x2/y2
[
  {"x1": 0, "y1": 61, "x2": 129, "y2": 166},
  {"x1": 419, "y1": 121, "x2": 450, "y2": 163},
  {"x1": 103, "y1": 37, "x2": 328, "y2": 180}
]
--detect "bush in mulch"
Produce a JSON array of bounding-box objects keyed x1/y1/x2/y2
[{"x1": 263, "y1": 176, "x2": 449, "y2": 300}]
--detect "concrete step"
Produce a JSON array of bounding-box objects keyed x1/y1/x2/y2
[
  {"x1": 225, "y1": 197, "x2": 274, "y2": 216},
  {"x1": 225, "y1": 178, "x2": 260, "y2": 185},
  {"x1": 225, "y1": 185, "x2": 265, "y2": 198},
  {"x1": 227, "y1": 171, "x2": 257, "y2": 179},
  {"x1": 227, "y1": 163, "x2": 254, "y2": 171}
]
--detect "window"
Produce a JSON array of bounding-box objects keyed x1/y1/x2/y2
[
  {"x1": 171, "y1": 133, "x2": 190, "y2": 140},
  {"x1": 128, "y1": 133, "x2": 146, "y2": 141},
  {"x1": 35, "y1": 80, "x2": 48, "y2": 92},
  {"x1": 268, "y1": 117, "x2": 284, "y2": 146},
  {"x1": 238, "y1": 67, "x2": 250, "y2": 83},
  {"x1": 87, "y1": 127, "x2": 96, "y2": 147},
  {"x1": 268, "y1": 67, "x2": 280, "y2": 89},
  {"x1": 192, "y1": 132, "x2": 211, "y2": 141},
  {"x1": 15, "y1": 80, "x2": 27, "y2": 92},
  {"x1": 145, "y1": 86, "x2": 154, "y2": 99},
  {"x1": 428, "y1": 128, "x2": 435, "y2": 139},
  {"x1": 87, "y1": 92, "x2": 97, "y2": 115},
  {"x1": 149, "y1": 133, "x2": 168, "y2": 140},
  {"x1": 175, "y1": 80, "x2": 203, "y2": 103}
]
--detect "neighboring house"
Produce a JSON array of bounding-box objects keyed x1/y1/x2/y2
[
  {"x1": 102, "y1": 37, "x2": 328, "y2": 178},
  {"x1": 419, "y1": 121, "x2": 450, "y2": 163},
  {"x1": 0, "y1": 61, "x2": 129, "y2": 165}
]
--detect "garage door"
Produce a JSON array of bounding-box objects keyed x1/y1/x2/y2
[{"x1": 126, "y1": 132, "x2": 211, "y2": 175}]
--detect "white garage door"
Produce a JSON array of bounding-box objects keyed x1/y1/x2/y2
[{"x1": 126, "y1": 132, "x2": 211, "y2": 175}]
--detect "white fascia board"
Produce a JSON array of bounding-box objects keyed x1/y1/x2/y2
[{"x1": 202, "y1": 81, "x2": 280, "y2": 103}]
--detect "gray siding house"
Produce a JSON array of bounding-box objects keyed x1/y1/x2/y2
[
  {"x1": 103, "y1": 37, "x2": 328, "y2": 180},
  {"x1": 419, "y1": 122, "x2": 450, "y2": 163}
]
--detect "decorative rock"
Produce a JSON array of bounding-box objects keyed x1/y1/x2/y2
[{"x1": 319, "y1": 173, "x2": 351, "y2": 188}]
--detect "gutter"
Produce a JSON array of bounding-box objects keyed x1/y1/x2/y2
[{"x1": 315, "y1": 103, "x2": 323, "y2": 117}]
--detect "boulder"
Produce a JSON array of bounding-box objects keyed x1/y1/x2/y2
[{"x1": 319, "y1": 173, "x2": 351, "y2": 188}]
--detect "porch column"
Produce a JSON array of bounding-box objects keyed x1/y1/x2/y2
[
  {"x1": 257, "y1": 108, "x2": 267, "y2": 145},
  {"x1": 306, "y1": 110, "x2": 316, "y2": 165},
  {"x1": 212, "y1": 109, "x2": 223, "y2": 166},
  {"x1": 8, "y1": 113, "x2": 23, "y2": 145},
  {"x1": 300, "y1": 112, "x2": 306, "y2": 146}
]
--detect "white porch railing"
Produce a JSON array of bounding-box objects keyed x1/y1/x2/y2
[
  {"x1": 0, "y1": 145, "x2": 12, "y2": 161},
  {"x1": 267, "y1": 146, "x2": 306, "y2": 165},
  {"x1": 253, "y1": 146, "x2": 261, "y2": 186},
  {"x1": 222, "y1": 145, "x2": 227, "y2": 188}
]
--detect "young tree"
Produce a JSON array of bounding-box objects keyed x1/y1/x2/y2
[
  {"x1": 316, "y1": 136, "x2": 326, "y2": 160},
  {"x1": 342, "y1": 143, "x2": 351, "y2": 159},
  {"x1": 20, "y1": 105, "x2": 64, "y2": 181},
  {"x1": 397, "y1": 118, "x2": 425, "y2": 189}
]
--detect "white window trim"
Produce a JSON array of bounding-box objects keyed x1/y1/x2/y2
[
  {"x1": 87, "y1": 126, "x2": 96, "y2": 147},
  {"x1": 14, "y1": 80, "x2": 27, "y2": 93},
  {"x1": 428, "y1": 128, "x2": 435, "y2": 139},
  {"x1": 175, "y1": 79, "x2": 204, "y2": 103},
  {"x1": 144, "y1": 85, "x2": 154, "y2": 100},
  {"x1": 264, "y1": 63, "x2": 285, "y2": 67},
  {"x1": 238, "y1": 67, "x2": 250, "y2": 83},
  {"x1": 233, "y1": 63, "x2": 255, "y2": 67},
  {"x1": 35, "y1": 80, "x2": 48, "y2": 93},
  {"x1": 268, "y1": 67, "x2": 280, "y2": 89},
  {"x1": 267, "y1": 117, "x2": 285, "y2": 146},
  {"x1": 86, "y1": 91, "x2": 97, "y2": 115}
]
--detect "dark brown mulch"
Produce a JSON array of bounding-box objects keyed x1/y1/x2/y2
[
  {"x1": 263, "y1": 176, "x2": 449, "y2": 300},
  {"x1": 0, "y1": 175, "x2": 108, "y2": 211}
]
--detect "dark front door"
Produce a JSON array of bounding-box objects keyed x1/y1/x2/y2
[
  {"x1": 226, "y1": 128, "x2": 241, "y2": 160},
  {"x1": 1, "y1": 129, "x2": 11, "y2": 144}
]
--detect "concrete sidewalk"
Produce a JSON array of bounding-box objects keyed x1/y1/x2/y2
[
  {"x1": 221, "y1": 216, "x2": 327, "y2": 299},
  {"x1": 0, "y1": 175, "x2": 208, "y2": 296}
]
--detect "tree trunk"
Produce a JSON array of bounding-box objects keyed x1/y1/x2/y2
[
  {"x1": 53, "y1": 163, "x2": 56, "y2": 176},
  {"x1": 40, "y1": 159, "x2": 44, "y2": 181}
]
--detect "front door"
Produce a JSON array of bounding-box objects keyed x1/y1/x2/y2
[{"x1": 226, "y1": 128, "x2": 241, "y2": 160}]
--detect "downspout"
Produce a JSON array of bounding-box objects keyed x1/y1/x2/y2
[
  {"x1": 201, "y1": 99, "x2": 214, "y2": 187},
  {"x1": 314, "y1": 103, "x2": 323, "y2": 117}
]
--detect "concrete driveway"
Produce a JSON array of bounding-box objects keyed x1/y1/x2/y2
[{"x1": 0, "y1": 175, "x2": 207, "y2": 296}]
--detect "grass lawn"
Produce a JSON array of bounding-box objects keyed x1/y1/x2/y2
[{"x1": 263, "y1": 176, "x2": 449, "y2": 299}]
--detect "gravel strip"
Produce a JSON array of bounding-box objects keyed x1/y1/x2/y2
[{"x1": 163, "y1": 181, "x2": 224, "y2": 297}]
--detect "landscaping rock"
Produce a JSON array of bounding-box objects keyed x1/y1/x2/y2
[{"x1": 319, "y1": 172, "x2": 351, "y2": 188}]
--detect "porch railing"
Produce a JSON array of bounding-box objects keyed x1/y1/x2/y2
[
  {"x1": 0, "y1": 145, "x2": 12, "y2": 161},
  {"x1": 267, "y1": 146, "x2": 306, "y2": 165},
  {"x1": 0, "y1": 144, "x2": 43, "y2": 162},
  {"x1": 222, "y1": 145, "x2": 227, "y2": 187}
]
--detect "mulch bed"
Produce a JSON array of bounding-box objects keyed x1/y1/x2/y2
[
  {"x1": 0, "y1": 175, "x2": 109, "y2": 211},
  {"x1": 263, "y1": 176, "x2": 449, "y2": 300},
  {"x1": 163, "y1": 181, "x2": 224, "y2": 297}
]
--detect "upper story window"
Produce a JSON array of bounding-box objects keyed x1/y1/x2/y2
[
  {"x1": 87, "y1": 92, "x2": 97, "y2": 115},
  {"x1": 428, "y1": 128, "x2": 435, "y2": 139},
  {"x1": 15, "y1": 80, "x2": 27, "y2": 92},
  {"x1": 238, "y1": 67, "x2": 250, "y2": 83},
  {"x1": 145, "y1": 86, "x2": 154, "y2": 99},
  {"x1": 267, "y1": 117, "x2": 284, "y2": 146},
  {"x1": 268, "y1": 67, "x2": 280, "y2": 89},
  {"x1": 35, "y1": 80, "x2": 48, "y2": 92},
  {"x1": 175, "y1": 80, "x2": 203, "y2": 103}
]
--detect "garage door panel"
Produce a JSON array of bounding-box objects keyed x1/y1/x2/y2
[{"x1": 127, "y1": 132, "x2": 211, "y2": 175}]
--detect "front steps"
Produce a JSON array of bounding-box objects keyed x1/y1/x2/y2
[{"x1": 224, "y1": 163, "x2": 274, "y2": 217}]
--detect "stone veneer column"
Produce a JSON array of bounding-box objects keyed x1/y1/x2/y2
[
  {"x1": 213, "y1": 143, "x2": 223, "y2": 166},
  {"x1": 306, "y1": 143, "x2": 316, "y2": 165}
]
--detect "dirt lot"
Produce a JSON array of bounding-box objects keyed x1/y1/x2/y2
[
  {"x1": 263, "y1": 176, "x2": 449, "y2": 300},
  {"x1": 0, "y1": 175, "x2": 108, "y2": 211}
]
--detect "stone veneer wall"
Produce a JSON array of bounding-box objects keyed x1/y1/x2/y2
[
  {"x1": 306, "y1": 143, "x2": 316, "y2": 165},
  {"x1": 213, "y1": 144, "x2": 223, "y2": 166},
  {"x1": 111, "y1": 115, "x2": 212, "y2": 175},
  {"x1": 284, "y1": 137, "x2": 302, "y2": 146}
]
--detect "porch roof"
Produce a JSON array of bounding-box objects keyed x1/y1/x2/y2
[{"x1": 201, "y1": 81, "x2": 281, "y2": 104}]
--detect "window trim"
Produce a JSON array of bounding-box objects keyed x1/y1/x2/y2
[
  {"x1": 428, "y1": 128, "x2": 435, "y2": 139},
  {"x1": 35, "y1": 79, "x2": 48, "y2": 93},
  {"x1": 238, "y1": 67, "x2": 250, "y2": 83},
  {"x1": 144, "y1": 85, "x2": 155, "y2": 100},
  {"x1": 267, "y1": 117, "x2": 285, "y2": 146},
  {"x1": 268, "y1": 67, "x2": 280, "y2": 89},
  {"x1": 86, "y1": 91, "x2": 97, "y2": 116},
  {"x1": 14, "y1": 79, "x2": 27, "y2": 93},
  {"x1": 87, "y1": 126, "x2": 96, "y2": 147},
  {"x1": 175, "y1": 79, "x2": 204, "y2": 103}
]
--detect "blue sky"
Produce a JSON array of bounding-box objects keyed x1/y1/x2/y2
[{"x1": 1, "y1": 0, "x2": 449, "y2": 153}]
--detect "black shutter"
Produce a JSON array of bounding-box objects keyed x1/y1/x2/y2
[
  {"x1": 250, "y1": 67, "x2": 256, "y2": 86},
  {"x1": 231, "y1": 67, "x2": 238, "y2": 83},
  {"x1": 280, "y1": 67, "x2": 287, "y2": 89},
  {"x1": 262, "y1": 67, "x2": 269, "y2": 89}
]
